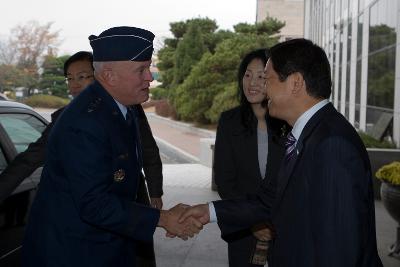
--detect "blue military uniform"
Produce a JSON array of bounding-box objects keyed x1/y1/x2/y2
[{"x1": 22, "y1": 27, "x2": 160, "y2": 267}]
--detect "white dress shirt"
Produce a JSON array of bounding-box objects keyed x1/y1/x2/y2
[{"x1": 114, "y1": 100, "x2": 128, "y2": 119}]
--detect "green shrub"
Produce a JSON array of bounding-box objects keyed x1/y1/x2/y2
[
  {"x1": 23, "y1": 94, "x2": 70, "y2": 108},
  {"x1": 150, "y1": 87, "x2": 169, "y2": 100},
  {"x1": 358, "y1": 131, "x2": 396, "y2": 148},
  {"x1": 206, "y1": 82, "x2": 239, "y2": 123}
]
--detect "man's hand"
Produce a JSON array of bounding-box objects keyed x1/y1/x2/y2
[
  {"x1": 150, "y1": 197, "x2": 163, "y2": 209},
  {"x1": 158, "y1": 203, "x2": 203, "y2": 240},
  {"x1": 251, "y1": 224, "x2": 273, "y2": 241},
  {"x1": 178, "y1": 204, "x2": 210, "y2": 225}
]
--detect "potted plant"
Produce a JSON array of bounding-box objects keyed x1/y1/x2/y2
[{"x1": 376, "y1": 161, "x2": 400, "y2": 259}]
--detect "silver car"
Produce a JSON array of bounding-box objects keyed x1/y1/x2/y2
[{"x1": 0, "y1": 101, "x2": 47, "y2": 265}]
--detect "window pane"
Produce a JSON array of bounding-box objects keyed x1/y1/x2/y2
[
  {"x1": 0, "y1": 114, "x2": 46, "y2": 153},
  {"x1": 367, "y1": 0, "x2": 396, "y2": 139},
  {"x1": 355, "y1": 14, "x2": 363, "y2": 128}
]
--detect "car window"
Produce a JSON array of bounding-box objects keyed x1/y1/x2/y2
[{"x1": 0, "y1": 114, "x2": 46, "y2": 153}]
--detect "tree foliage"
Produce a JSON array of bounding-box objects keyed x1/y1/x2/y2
[
  {"x1": 158, "y1": 17, "x2": 226, "y2": 89},
  {"x1": 157, "y1": 17, "x2": 284, "y2": 124},
  {"x1": 0, "y1": 64, "x2": 24, "y2": 92},
  {"x1": 234, "y1": 17, "x2": 285, "y2": 35},
  {"x1": 169, "y1": 18, "x2": 218, "y2": 39},
  {"x1": 157, "y1": 46, "x2": 175, "y2": 88},
  {"x1": 10, "y1": 21, "x2": 60, "y2": 68},
  {"x1": 39, "y1": 54, "x2": 69, "y2": 97},
  {"x1": 0, "y1": 20, "x2": 61, "y2": 96},
  {"x1": 173, "y1": 23, "x2": 207, "y2": 85},
  {"x1": 172, "y1": 34, "x2": 278, "y2": 123}
]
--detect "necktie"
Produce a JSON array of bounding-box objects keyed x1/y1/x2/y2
[
  {"x1": 284, "y1": 132, "x2": 297, "y2": 162},
  {"x1": 126, "y1": 106, "x2": 142, "y2": 168},
  {"x1": 126, "y1": 107, "x2": 135, "y2": 126}
]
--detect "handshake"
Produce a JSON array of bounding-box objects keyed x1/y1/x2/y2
[{"x1": 157, "y1": 203, "x2": 210, "y2": 240}]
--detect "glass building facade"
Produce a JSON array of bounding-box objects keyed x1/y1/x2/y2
[{"x1": 304, "y1": 0, "x2": 400, "y2": 147}]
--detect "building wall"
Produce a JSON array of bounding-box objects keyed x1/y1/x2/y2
[
  {"x1": 257, "y1": 0, "x2": 304, "y2": 40},
  {"x1": 304, "y1": 0, "x2": 400, "y2": 147}
]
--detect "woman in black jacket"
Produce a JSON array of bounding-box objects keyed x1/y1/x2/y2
[{"x1": 214, "y1": 49, "x2": 288, "y2": 267}]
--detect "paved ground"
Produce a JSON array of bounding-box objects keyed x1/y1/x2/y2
[
  {"x1": 36, "y1": 108, "x2": 400, "y2": 267},
  {"x1": 146, "y1": 113, "x2": 215, "y2": 162}
]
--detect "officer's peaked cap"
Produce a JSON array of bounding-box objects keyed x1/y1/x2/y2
[{"x1": 89, "y1": 26, "x2": 154, "y2": 62}]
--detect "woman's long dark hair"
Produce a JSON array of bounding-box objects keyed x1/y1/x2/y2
[{"x1": 238, "y1": 49, "x2": 269, "y2": 132}]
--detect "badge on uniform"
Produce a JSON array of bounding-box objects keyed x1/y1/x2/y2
[{"x1": 113, "y1": 169, "x2": 125, "y2": 182}]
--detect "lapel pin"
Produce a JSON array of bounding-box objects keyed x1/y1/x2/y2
[{"x1": 113, "y1": 169, "x2": 126, "y2": 182}]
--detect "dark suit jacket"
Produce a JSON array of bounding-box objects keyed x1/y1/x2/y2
[
  {"x1": 214, "y1": 106, "x2": 286, "y2": 199},
  {"x1": 214, "y1": 103, "x2": 383, "y2": 267},
  {"x1": 22, "y1": 81, "x2": 159, "y2": 267},
  {"x1": 0, "y1": 98, "x2": 162, "y2": 203}
]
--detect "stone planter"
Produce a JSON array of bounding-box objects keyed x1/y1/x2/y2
[
  {"x1": 367, "y1": 148, "x2": 400, "y2": 199},
  {"x1": 381, "y1": 182, "x2": 400, "y2": 259}
]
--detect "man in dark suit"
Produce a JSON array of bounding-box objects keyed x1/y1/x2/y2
[
  {"x1": 22, "y1": 26, "x2": 201, "y2": 267},
  {"x1": 0, "y1": 51, "x2": 162, "y2": 266},
  {"x1": 180, "y1": 39, "x2": 383, "y2": 266}
]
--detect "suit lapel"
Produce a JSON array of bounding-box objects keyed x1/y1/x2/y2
[{"x1": 274, "y1": 103, "x2": 336, "y2": 207}]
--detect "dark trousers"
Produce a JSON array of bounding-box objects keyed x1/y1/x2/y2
[{"x1": 135, "y1": 175, "x2": 157, "y2": 267}]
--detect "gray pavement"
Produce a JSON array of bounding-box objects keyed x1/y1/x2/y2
[{"x1": 154, "y1": 179, "x2": 227, "y2": 267}]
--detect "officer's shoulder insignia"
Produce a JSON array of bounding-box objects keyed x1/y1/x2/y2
[
  {"x1": 87, "y1": 97, "x2": 102, "y2": 113},
  {"x1": 113, "y1": 169, "x2": 125, "y2": 182}
]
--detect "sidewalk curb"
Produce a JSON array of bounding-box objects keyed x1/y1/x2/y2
[
  {"x1": 146, "y1": 112, "x2": 216, "y2": 138},
  {"x1": 154, "y1": 136, "x2": 199, "y2": 164}
]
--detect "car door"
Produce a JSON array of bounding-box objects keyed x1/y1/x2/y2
[{"x1": 0, "y1": 109, "x2": 47, "y2": 266}]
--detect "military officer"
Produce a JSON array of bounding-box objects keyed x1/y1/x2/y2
[
  {"x1": 22, "y1": 26, "x2": 202, "y2": 267},
  {"x1": 0, "y1": 49, "x2": 161, "y2": 265}
]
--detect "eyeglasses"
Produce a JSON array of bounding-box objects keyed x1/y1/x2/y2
[{"x1": 65, "y1": 74, "x2": 94, "y2": 84}]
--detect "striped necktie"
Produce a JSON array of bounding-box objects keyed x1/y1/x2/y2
[{"x1": 284, "y1": 132, "x2": 297, "y2": 162}]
